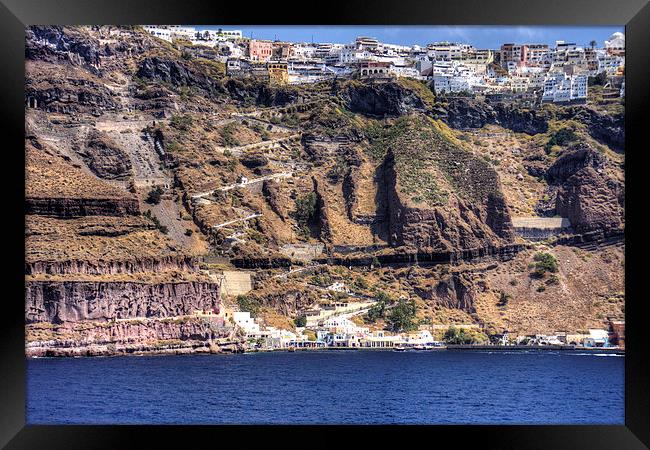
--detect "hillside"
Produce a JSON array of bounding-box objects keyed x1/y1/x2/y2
[{"x1": 24, "y1": 26, "x2": 625, "y2": 355}]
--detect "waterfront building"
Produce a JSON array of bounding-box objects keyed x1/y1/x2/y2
[
  {"x1": 608, "y1": 320, "x2": 625, "y2": 347},
  {"x1": 265, "y1": 327, "x2": 298, "y2": 348},
  {"x1": 233, "y1": 311, "x2": 261, "y2": 335},
  {"x1": 360, "y1": 331, "x2": 400, "y2": 348},
  {"x1": 395, "y1": 330, "x2": 437, "y2": 347},
  {"x1": 583, "y1": 329, "x2": 610, "y2": 347}
]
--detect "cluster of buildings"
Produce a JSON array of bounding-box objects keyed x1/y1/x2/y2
[
  {"x1": 222, "y1": 302, "x2": 624, "y2": 350},
  {"x1": 228, "y1": 306, "x2": 441, "y2": 350},
  {"x1": 142, "y1": 26, "x2": 625, "y2": 105},
  {"x1": 493, "y1": 320, "x2": 625, "y2": 348}
]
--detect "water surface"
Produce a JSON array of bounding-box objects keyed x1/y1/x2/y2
[{"x1": 27, "y1": 350, "x2": 624, "y2": 424}]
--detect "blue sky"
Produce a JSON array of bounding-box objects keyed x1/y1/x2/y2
[{"x1": 199, "y1": 25, "x2": 624, "y2": 49}]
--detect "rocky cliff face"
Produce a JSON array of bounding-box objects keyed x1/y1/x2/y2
[
  {"x1": 25, "y1": 26, "x2": 102, "y2": 70},
  {"x1": 413, "y1": 272, "x2": 476, "y2": 313},
  {"x1": 546, "y1": 144, "x2": 624, "y2": 232},
  {"x1": 436, "y1": 98, "x2": 624, "y2": 150},
  {"x1": 26, "y1": 280, "x2": 221, "y2": 324},
  {"x1": 249, "y1": 288, "x2": 319, "y2": 316},
  {"x1": 380, "y1": 116, "x2": 514, "y2": 252},
  {"x1": 76, "y1": 130, "x2": 133, "y2": 180},
  {"x1": 344, "y1": 81, "x2": 427, "y2": 117},
  {"x1": 25, "y1": 318, "x2": 238, "y2": 357},
  {"x1": 137, "y1": 57, "x2": 298, "y2": 107},
  {"x1": 25, "y1": 197, "x2": 140, "y2": 217},
  {"x1": 435, "y1": 98, "x2": 551, "y2": 134},
  {"x1": 25, "y1": 255, "x2": 197, "y2": 276},
  {"x1": 137, "y1": 57, "x2": 225, "y2": 99}
]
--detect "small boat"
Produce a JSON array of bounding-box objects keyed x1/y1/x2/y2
[
  {"x1": 288, "y1": 346, "x2": 296, "y2": 352},
  {"x1": 413, "y1": 345, "x2": 426, "y2": 351},
  {"x1": 394, "y1": 346, "x2": 406, "y2": 352}
]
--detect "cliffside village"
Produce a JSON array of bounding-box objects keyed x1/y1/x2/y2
[
  {"x1": 190, "y1": 280, "x2": 624, "y2": 352},
  {"x1": 143, "y1": 26, "x2": 625, "y2": 106}
]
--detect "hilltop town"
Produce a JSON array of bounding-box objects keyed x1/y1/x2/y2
[
  {"x1": 144, "y1": 26, "x2": 625, "y2": 103},
  {"x1": 24, "y1": 26, "x2": 624, "y2": 357}
]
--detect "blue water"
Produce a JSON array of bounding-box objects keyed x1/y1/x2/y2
[{"x1": 26, "y1": 350, "x2": 624, "y2": 424}]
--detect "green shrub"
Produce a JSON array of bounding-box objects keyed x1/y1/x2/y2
[
  {"x1": 219, "y1": 122, "x2": 240, "y2": 147},
  {"x1": 353, "y1": 277, "x2": 368, "y2": 290},
  {"x1": 443, "y1": 326, "x2": 487, "y2": 344},
  {"x1": 237, "y1": 295, "x2": 261, "y2": 317},
  {"x1": 294, "y1": 316, "x2": 307, "y2": 327},
  {"x1": 170, "y1": 114, "x2": 193, "y2": 131},
  {"x1": 146, "y1": 186, "x2": 164, "y2": 205},
  {"x1": 498, "y1": 291, "x2": 511, "y2": 307},
  {"x1": 293, "y1": 192, "x2": 318, "y2": 237},
  {"x1": 545, "y1": 128, "x2": 577, "y2": 154},
  {"x1": 531, "y1": 252, "x2": 559, "y2": 278},
  {"x1": 184, "y1": 229, "x2": 193, "y2": 236},
  {"x1": 387, "y1": 298, "x2": 417, "y2": 332}
]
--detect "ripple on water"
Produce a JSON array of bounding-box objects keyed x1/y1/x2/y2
[{"x1": 27, "y1": 351, "x2": 624, "y2": 424}]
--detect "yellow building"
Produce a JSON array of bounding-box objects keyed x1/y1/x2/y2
[{"x1": 267, "y1": 61, "x2": 288, "y2": 85}]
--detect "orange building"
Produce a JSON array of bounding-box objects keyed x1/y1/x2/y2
[{"x1": 268, "y1": 61, "x2": 288, "y2": 84}]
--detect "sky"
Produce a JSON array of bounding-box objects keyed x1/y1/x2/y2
[{"x1": 199, "y1": 25, "x2": 624, "y2": 49}]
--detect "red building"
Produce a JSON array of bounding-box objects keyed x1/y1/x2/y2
[{"x1": 608, "y1": 320, "x2": 625, "y2": 347}]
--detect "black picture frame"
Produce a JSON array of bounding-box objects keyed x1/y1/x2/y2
[{"x1": 2, "y1": 0, "x2": 649, "y2": 447}]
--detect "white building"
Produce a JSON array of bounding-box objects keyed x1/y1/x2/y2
[
  {"x1": 291, "y1": 43, "x2": 318, "y2": 60},
  {"x1": 511, "y1": 76, "x2": 531, "y2": 93},
  {"x1": 360, "y1": 330, "x2": 400, "y2": 348},
  {"x1": 583, "y1": 329, "x2": 610, "y2": 347},
  {"x1": 207, "y1": 28, "x2": 243, "y2": 42},
  {"x1": 542, "y1": 72, "x2": 587, "y2": 103},
  {"x1": 605, "y1": 31, "x2": 625, "y2": 55},
  {"x1": 233, "y1": 311, "x2": 260, "y2": 335},
  {"x1": 327, "y1": 282, "x2": 349, "y2": 293},
  {"x1": 265, "y1": 327, "x2": 297, "y2": 348},
  {"x1": 597, "y1": 52, "x2": 624, "y2": 75},
  {"x1": 321, "y1": 316, "x2": 369, "y2": 336},
  {"x1": 427, "y1": 42, "x2": 474, "y2": 61},
  {"x1": 142, "y1": 26, "x2": 172, "y2": 42},
  {"x1": 339, "y1": 45, "x2": 372, "y2": 64}
]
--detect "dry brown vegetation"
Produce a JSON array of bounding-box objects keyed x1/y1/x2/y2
[{"x1": 25, "y1": 215, "x2": 184, "y2": 263}]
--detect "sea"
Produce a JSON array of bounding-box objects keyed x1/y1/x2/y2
[{"x1": 26, "y1": 350, "x2": 624, "y2": 425}]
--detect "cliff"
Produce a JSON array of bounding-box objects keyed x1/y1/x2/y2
[
  {"x1": 25, "y1": 279, "x2": 221, "y2": 324},
  {"x1": 546, "y1": 144, "x2": 624, "y2": 232},
  {"x1": 379, "y1": 115, "x2": 514, "y2": 252},
  {"x1": 436, "y1": 98, "x2": 624, "y2": 151},
  {"x1": 342, "y1": 80, "x2": 430, "y2": 117}
]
